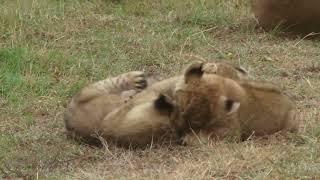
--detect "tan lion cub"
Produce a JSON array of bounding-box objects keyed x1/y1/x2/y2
[
  {"x1": 64, "y1": 71, "x2": 176, "y2": 147},
  {"x1": 172, "y1": 62, "x2": 298, "y2": 145}
]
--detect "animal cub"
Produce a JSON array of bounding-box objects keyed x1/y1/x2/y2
[
  {"x1": 172, "y1": 62, "x2": 298, "y2": 145},
  {"x1": 251, "y1": 0, "x2": 320, "y2": 34},
  {"x1": 64, "y1": 71, "x2": 175, "y2": 147},
  {"x1": 64, "y1": 61, "x2": 249, "y2": 147}
]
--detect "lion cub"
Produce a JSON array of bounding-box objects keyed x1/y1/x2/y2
[
  {"x1": 64, "y1": 61, "x2": 248, "y2": 147},
  {"x1": 251, "y1": 0, "x2": 320, "y2": 34},
  {"x1": 64, "y1": 71, "x2": 177, "y2": 147},
  {"x1": 172, "y1": 62, "x2": 298, "y2": 145}
]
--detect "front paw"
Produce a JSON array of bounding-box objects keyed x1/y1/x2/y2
[
  {"x1": 202, "y1": 63, "x2": 218, "y2": 74},
  {"x1": 178, "y1": 134, "x2": 200, "y2": 146},
  {"x1": 126, "y1": 71, "x2": 147, "y2": 91}
]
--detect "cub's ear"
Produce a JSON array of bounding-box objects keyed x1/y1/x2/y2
[
  {"x1": 225, "y1": 99, "x2": 240, "y2": 115},
  {"x1": 220, "y1": 96, "x2": 240, "y2": 115},
  {"x1": 184, "y1": 61, "x2": 204, "y2": 83},
  {"x1": 154, "y1": 94, "x2": 174, "y2": 113}
]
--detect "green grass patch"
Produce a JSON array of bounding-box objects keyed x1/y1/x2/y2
[{"x1": 0, "y1": 0, "x2": 319, "y2": 179}]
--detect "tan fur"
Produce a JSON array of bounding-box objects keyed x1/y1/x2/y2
[
  {"x1": 172, "y1": 62, "x2": 298, "y2": 145},
  {"x1": 64, "y1": 71, "x2": 177, "y2": 147},
  {"x1": 64, "y1": 61, "x2": 249, "y2": 147},
  {"x1": 251, "y1": 0, "x2": 320, "y2": 34}
]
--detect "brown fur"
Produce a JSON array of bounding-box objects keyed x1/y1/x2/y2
[
  {"x1": 172, "y1": 62, "x2": 298, "y2": 145},
  {"x1": 64, "y1": 61, "x2": 249, "y2": 147},
  {"x1": 251, "y1": 0, "x2": 320, "y2": 34}
]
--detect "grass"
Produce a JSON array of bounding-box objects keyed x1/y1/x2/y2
[{"x1": 0, "y1": 0, "x2": 320, "y2": 179}]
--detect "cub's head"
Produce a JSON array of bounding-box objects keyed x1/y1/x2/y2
[{"x1": 171, "y1": 62, "x2": 242, "y2": 138}]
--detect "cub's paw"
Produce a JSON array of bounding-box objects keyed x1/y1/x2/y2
[
  {"x1": 178, "y1": 134, "x2": 202, "y2": 146},
  {"x1": 178, "y1": 131, "x2": 217, "y2": 146},
  {"x1": 125, "y1": 71, "x2": 147, "y2": 91},
  {"x1": 202, "y1": 62, "x2": 218, "y2": 74}
]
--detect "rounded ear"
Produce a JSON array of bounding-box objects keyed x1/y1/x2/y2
[
  {"x1": 220, "y1": 96, "x2": 240, "y2": 115},
  {"x1": 154, "y1": 94, "x2": 174, "y2": 113},
  {"x1": 184, "y1": 61, "x2": 204, "y2": 83},
  {"x1": 225, "y1": 99, "x2": 240, "y2": 115}
]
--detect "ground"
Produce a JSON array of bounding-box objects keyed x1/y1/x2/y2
[{"x1": 0, "y1": 0, "x2": 319, "y2": 179}]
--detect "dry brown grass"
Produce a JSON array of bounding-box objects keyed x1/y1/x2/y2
[{"x1": 0, "y1": 0, "x2": 319, "y2": 179}]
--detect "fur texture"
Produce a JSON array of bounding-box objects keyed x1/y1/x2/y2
[{"x1": 172, "y1": 62, "x2": 298, "y2": 145}]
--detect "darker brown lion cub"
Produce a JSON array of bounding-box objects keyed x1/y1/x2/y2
[
  {"x1": 171, "y1": 62, "x2": 298, "y2": 145},
  {"x1": 251, "y1": 0, "x2": 320, "y2": 34}
]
